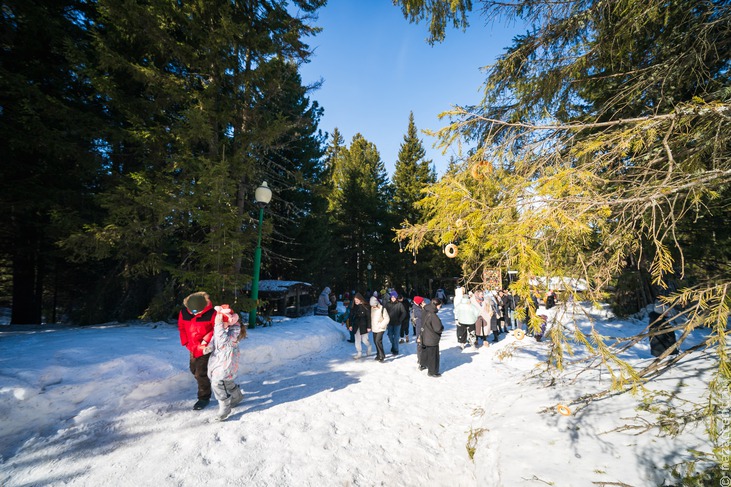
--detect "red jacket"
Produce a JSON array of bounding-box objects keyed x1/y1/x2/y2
[{"x1": 178, "y1": 303, "x2": 216, "y2": 358}]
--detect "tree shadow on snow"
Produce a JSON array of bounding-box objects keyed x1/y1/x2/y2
[
  {"x1": 1, "y1": 420, "x2": 149, "y2": 487},
  {"x1": 232, "y1": 368, "x2": 359, "y2": 417},
  {"x1": 535, "y1": 351, "x2": 716, "y2": 484}
]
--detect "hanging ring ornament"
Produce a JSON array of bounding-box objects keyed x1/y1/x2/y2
[
  {"x1": 470, "y1": 161, "x2": 491, "y2": 180},
  {"x1": 444, "y1": 243, "x2": 458, "y2": 259},
  {"x1": 514, "y1": 329, "x2": 525, "y2": 340},
  {"x1": 455, "y1": 218, "x2": 464, "y2": 228},
  {"x1": 557, "y1": 404, "x2": 571, "y2": 416},
  {"x1": 470, "y1": 164, "x2": 483, "y2": 180}
]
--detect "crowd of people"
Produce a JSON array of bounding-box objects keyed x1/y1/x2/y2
[
  {"x1": 332, "y1": 289, "x2": 446, "y2": 377},
  {"x1": 175, "y1": 286, "x2": 553, "y2": 420},
  {"x1": 329, "y1": 285, "x2": 549, "y2": 379}
]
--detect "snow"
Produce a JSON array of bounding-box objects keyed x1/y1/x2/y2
[
  {"x1": 0, "y1": 302, "x2": 720, "y2": 486},
  {"x1": 528, "y1": 276, "x2": 589, "y2": 291},
  {"x1": 257, "y1": 280, "x2": 313, "y2": 292}
]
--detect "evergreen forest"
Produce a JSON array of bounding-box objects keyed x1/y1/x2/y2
[
  {"x1": 2, "y1": 0, "x2": 730, "y2": 480},
  {"x1": 1, "y1": 0, "x2": 459, "y2": 325},
  {"x1": 2, "y1": 0, "x2": 729, "y2": 330}
]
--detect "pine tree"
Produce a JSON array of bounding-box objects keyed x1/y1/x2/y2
[
  {"x1": 327, "y1": 133, "x2": 392, "y2": 293},
  {"x1": 391, "y1": 112, "x2": 439, "y2": 293},
  {"x1": 257, "y1": 58, "x2": 329, "y2": 285},
  {"x1": 0, "y1": 0, "x2": 105, "y2": 324},
  {"x1": 52, "y1": 0, "x2": 327, "y2": 321}
]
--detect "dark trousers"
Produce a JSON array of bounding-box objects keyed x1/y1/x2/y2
[
  {"x1": 374, "y1": 332, "x2": 385, "y2": 360},
  {"x1": 387, "y1": 324, "x2": 401, "y2": 354},
  {"x1": 422, "y1": 345, "x2": 440, "y2": 375},
  {"x1": 400, "y1": 320, "x2": 409, "y2": 338},
  {"x1": 502, "y1": 308, "x2": 511, "y2": 331},
  {"x1": 189, "y1": 352, "x2": 212, "y2": 400},
  {"x1": 457, "y1": 323, "x2": 468, "y2": 344}
]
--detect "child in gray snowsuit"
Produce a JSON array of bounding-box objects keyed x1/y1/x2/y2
[{"x1": 205, "y1": 304, "x2": 245, "y2": 421}]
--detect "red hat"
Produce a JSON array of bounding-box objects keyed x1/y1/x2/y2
[{"x1": 413, "y1": 296, "x2": 424, "y2": 305}]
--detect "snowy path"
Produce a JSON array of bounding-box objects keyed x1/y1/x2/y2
[
  {"x1": 229, "y1": 340, "x2": 500, "y2": 487},
  {"x1": 1, "y1": 308, "x2": 509, "y2": 486},
  {"x1": 0, "y1": 304, "x2": 714, "y2": 486}
]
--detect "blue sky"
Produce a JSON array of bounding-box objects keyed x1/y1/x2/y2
[{"x1": 298, "y1": 2, "x2": 526, "y2": 177}]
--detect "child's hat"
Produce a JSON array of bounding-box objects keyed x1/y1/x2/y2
[{"x1": 184, "y1": 292, "x2": 208, "y2": 313}]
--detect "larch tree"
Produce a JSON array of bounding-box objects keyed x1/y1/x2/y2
[{"x1": 395, "y1": 0, "x2": 730, "y2": 480}]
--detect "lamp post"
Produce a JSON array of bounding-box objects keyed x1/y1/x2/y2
[
  {"x1": 249, "y1": 181, "x2": 272, "y2": 328},
  {"x1": 367, "y1": 263, "x2": 372, "y2": 293}
]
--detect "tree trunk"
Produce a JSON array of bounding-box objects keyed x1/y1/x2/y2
[{"x1": 11, "y1": 223, "x2": 43, "y2": 324}]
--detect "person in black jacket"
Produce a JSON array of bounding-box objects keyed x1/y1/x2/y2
[
  {"x1": 347, "y1": 293, "x2": 372, "y2": 359},
  {"x1": 648, "y1": 311, "x2": 679, "y2": 357},
  {"x1": 384, "y1": 291, "x2": 406, "y2": 356},
  {"x1": 420, "y1": 298, "x2": 444, "y2": 377},
  {"x1": 399, "y1": 294, "x2": 412, "y2": 343},
  {"x1": 412, "y1": 296, "x2": 425, "y2": 368}
]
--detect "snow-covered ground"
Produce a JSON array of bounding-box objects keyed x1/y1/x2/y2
[{"x1": 0, "y1": 302, "x2": 721, "y2": 486}]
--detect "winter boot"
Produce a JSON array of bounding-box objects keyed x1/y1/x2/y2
[
  {"x1": 193, "y1": 398, "x2": 210, "y2": 410},
  {"x1": 216, "y1": 398, "x2": 232, "y2": 421},
  {"x1": 230, "y1": 385, "x2": 244, "y2": 408}
]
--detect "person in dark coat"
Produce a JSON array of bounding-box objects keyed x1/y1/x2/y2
[
  {"x1": 534, "y1": 314, "x2": 548, "y2": 342},
  {"x1": 412, "y1": 296, "x2": 425, "y2": 368},
  {"x1": 648, "y1": 311, "x2": 679, "y2": 357},
  {"x1": 399, "y1": 294, "x2": 412, "y2": 343},
  {"x1": 341, "y1": 295, "x2": 355, "y2": 343},
  {"x1": 327, "y1": 292, "x2": 338, "y2": 320},
  {"x1": 420, "y1": 298, "x2": 444, "y2": 377},
  {"x1": 384, "y1": 290, "x2": 406, "y2": 356},
  {"x1": 347, "y1": 293, "x2": 372, "y2": 359},
  {"x1": 525, "y1": 292, "x2": 540, "y2": 335}
]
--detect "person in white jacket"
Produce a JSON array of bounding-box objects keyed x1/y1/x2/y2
[
  {"x1": 206, "y1": 305, "x2": 245, "y2": 421},
  {"x1": 370, "y1": 296, "x2": 390, "y2": 362},
  {"x1": 454, "y1": 294, "x2": 480, "y2": 349}
]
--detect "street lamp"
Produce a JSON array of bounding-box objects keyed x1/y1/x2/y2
[
  {"x1": 367, "y1": 263, "x2": 372, "y2": 292},
  {"x1": 249, "y1": 181, "x2": 272, "y2": 328}
]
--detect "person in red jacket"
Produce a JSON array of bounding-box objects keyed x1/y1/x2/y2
[{"x1": 178, "y1": 291, "x2": 216, "y2": 410}]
